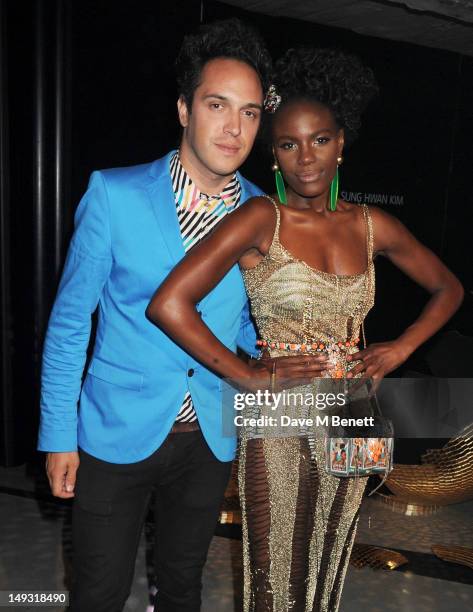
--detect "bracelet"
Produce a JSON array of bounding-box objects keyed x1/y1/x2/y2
[{"x1": 270, "y1": 361, "x2": 276, "y2": 393}]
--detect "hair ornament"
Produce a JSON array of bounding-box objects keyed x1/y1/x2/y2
[{"x1": 263, "y1": 84, "x2": 282, "y2": 113}]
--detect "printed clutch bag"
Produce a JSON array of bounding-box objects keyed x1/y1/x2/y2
[{"x1": 324, "y1": 384, "x2": 394, "y2": 487}]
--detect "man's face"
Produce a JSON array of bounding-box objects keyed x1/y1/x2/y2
[{"x1": 178, "y1": 58, "x2": 263, "y2": 181}]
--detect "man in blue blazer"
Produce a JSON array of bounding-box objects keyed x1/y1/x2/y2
[{"x1": 38, "y1": 19, "x2": 272, "y2": 612}]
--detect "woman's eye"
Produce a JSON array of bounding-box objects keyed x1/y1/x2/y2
[
  {"x1": 280, "y1": 142, "x2": 295, "y2": 150},
  {"x1": 315, "y1": 137, "x2": 330, "y2": 145}
]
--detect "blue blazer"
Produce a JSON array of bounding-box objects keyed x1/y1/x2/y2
[{"x1": 38, "y1": 150, "x2": 262, "y2": 463}]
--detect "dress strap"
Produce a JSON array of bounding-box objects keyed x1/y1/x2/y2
[
  {"x1": 360, "y1": 204, "x2": 375, "y2": 350},
  {"x1": 361, "y1": 204, "x2": 374, "y2": 263},
  {"x1": 262, "y1": 194, "x2": 282, "y2": 253}
]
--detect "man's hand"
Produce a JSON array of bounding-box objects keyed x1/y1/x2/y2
[{"x1": 46, "y1": 451, "x2": 80, "y2": 498}]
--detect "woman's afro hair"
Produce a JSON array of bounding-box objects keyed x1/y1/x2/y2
[{"x1": 272, "y1": 47, "x2": 378, "y2": 143}]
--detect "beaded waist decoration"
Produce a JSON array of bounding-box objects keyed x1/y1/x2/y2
[{"x1": 256, "y1": 338, "x2": 360, "y2": 353}]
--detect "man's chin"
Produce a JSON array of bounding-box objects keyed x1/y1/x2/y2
[{"x1": 211, "y1": 160, "x2": 246, "y2": 177}]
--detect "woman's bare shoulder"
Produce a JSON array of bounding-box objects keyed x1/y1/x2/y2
[
  {"x1": 241, "y1": 195, "x2": 277, "y2": 216},
  {"x1": 363, "y1": 204, "x2": 412, "y2": 253},
  {"x1": 232, "y1": 195, "x2": 278, "y2": 231},
  {"x1": 366, "y1": 204, "x2": 405, "y2": 232},
  {"x1": 230, "y1": 195, "x2": 278, "y2": 254}
]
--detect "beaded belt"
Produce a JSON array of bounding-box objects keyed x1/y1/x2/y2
[{"x1": 256, "y1": 338, "x2": 360, "y2": 353}]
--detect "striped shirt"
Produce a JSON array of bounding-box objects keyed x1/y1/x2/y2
[{"x1": 170, "y1": 152, "x2": 242, "y2": 422}]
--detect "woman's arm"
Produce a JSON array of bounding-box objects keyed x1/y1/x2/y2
[
  {"x1": 146, "y1": 197, "x2": 328, "y2": 389},
  {"x1": 347, "y1": 206, "x2": 464, "y2": 380}
]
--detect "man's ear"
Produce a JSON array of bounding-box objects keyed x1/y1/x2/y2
[{"x1": 177, "y1": 95, "x2": 189, "y2": 128}]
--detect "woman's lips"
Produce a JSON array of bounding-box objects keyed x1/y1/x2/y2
[{"x1": 296, "y1": 171, "x2": 323, "y2": 183}]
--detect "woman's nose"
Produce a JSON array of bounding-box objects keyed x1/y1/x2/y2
[{"x1": 298, "y1": 145, "x2": 316, "y2": 165}]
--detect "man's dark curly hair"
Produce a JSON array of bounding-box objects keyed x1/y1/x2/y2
[
  {"x1": 176, "y1": 18, "x2": 272, "y2": 108},
  {"x1": 272, "y1": 47, "x2": 378, "y2": 144}
]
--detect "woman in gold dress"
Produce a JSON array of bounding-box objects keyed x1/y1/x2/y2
[{"x1": 147, "y1": 48, "x2": 463, "y2": 611}]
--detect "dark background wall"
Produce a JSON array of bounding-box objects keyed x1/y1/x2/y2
[{"x1": 1, "y1": 0, "x2": 472, "y2": 465}]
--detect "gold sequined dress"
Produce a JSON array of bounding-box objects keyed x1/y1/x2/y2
[{"x1": 239, "y1": 197, "x2": 375, "y2": 612}]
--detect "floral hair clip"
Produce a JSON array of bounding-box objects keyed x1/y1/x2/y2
[{"x1": 263, "y1": 84, "x2": 282, "y2": 113}]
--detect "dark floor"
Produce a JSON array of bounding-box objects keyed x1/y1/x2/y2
[{"x1": 1, "y1": 464, "x2": 472, "y2": 611}]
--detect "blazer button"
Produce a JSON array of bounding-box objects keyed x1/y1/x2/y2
[
  {"x1": 188, "y1": 368, "x2": 194, "y2": 377},
  {"x1": 197, "y1": 310, "x2": 202, "y2": 317}
]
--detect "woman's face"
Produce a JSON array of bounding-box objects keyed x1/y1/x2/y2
[{"x1": 272, "y1": 99, "x2": 344, "y2": 200}]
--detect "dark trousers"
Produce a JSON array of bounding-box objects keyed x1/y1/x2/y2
[{"x1": 69, "y1": 430, "x2": 232, "y2": 612}]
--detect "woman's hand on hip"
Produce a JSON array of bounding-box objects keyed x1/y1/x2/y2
[{"x1": 346, "y1": 341, "x2": 409, "y2": 383}]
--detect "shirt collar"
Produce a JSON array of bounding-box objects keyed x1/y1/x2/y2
[{"x1": 170, "y1": 151, "x2": 241, "y2": 212}]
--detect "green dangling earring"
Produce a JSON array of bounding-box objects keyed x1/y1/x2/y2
[
  {"x1": 271, "y1": 161, "x2": 287, "y2": 205},
  {"x1": 329, "y1": 156, "x2": 343, "y2": 212}
]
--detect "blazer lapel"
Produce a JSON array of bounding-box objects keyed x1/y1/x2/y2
[
  {"x1": 145, "y1": 151, "x2": 184, "y2": 265},
  {"x1": 238, "y1": 171, "x2": 249, "y2": 204},
  {"x1": 237, "y1": 171, "x2": 263, "y2": 203},
  {"x1": 144, "y1": 154, "x2": 263, "y2": 266}
]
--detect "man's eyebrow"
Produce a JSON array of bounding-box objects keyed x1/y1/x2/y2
[
  {"x1": 202, "y1": 94, "x2": 262, "y2": 110},
  {"x1": 202, "y1": 94, "x2": 228, "y2": 101},
  {"x1": 243, "y1": 102, "x2": 263, "y2": 111}
]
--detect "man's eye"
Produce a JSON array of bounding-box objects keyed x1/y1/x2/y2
[
  {"x1": 210, "y1": 103, "x2": 223, "y2": 109},
  {"x1": 243, "y1": 110, "x2": 258, "y2": 119}
]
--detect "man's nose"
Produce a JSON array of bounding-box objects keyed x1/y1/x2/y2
[{"x1": 224, "y1": 111, "x2": 241, "y2": 137}]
